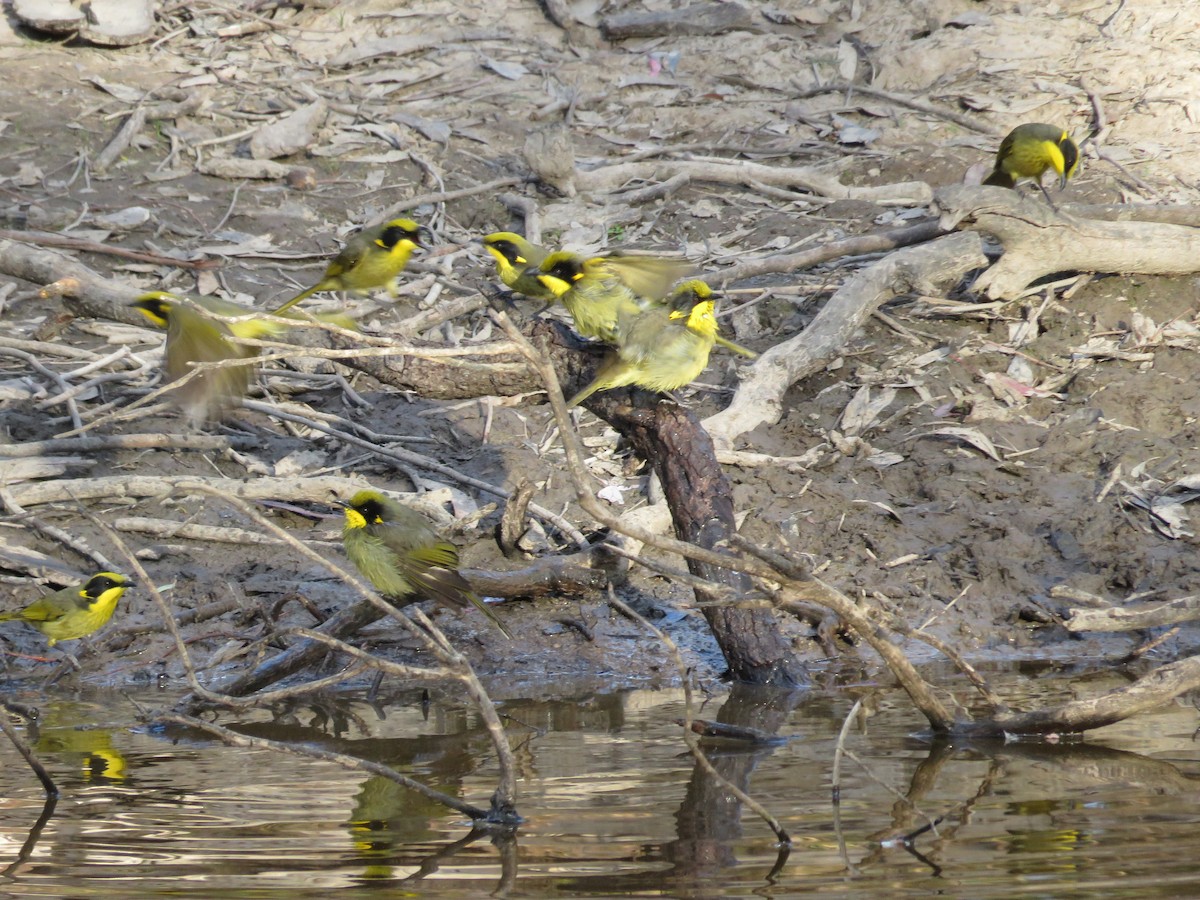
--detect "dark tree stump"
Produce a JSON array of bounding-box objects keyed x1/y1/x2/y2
[{"x1": 545, "y1": 323, "x2": 805, "y2": 686}]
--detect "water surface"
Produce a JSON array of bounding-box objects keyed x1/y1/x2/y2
[{"x1": 2, "y1": 667, "x2": 1199, "y2": 897}]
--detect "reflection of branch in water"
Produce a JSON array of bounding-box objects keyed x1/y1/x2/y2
[
  {"x1": 603, "y1": 590, "x2": 796, "y2": 887},
  {"x1": 1, "y1": 793, "x2": 57, "y2": 879},
  {"x1": 0, "y1": 705, "x2": 56, "y2": 797},
  {"x1": 158, "y1": 710, "x2": 491, "y2": 820}
]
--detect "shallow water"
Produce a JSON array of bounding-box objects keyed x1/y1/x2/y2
[{"x1": 2, "y1": 666, "x2": 1200, "y2": 897}]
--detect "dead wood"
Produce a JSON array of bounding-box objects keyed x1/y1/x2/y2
[
  {"x1": 342, "y1": 332, "x2": 535, "y2": 399},
  {"x1": 964, "y1": 655, "x2": 1200, "y2": 736},
  {"x1": 600, "y1": 2, "x2": 756, "y2": 40},
  {"x1": 3, "y1": 474, "x2": 369, "y2": 508},
  {"x1": 1064, "y1": 203, "x2": 1200, "y2": 226},
  {"x1": 0, "y1": 433, "x2": 249, "y2": 458},
  {"x1": 703, "y1": 231, "x2": 987, "y2": 448},
  {"x1": 936, "y1": 185, "x2": 1200, "y2": 299},
  {"x1": 715, "y1": 219, "x2": 946, "y2": 284},
  {"x1": 602, "y1": 399, "x2": 802, "y2": 684},
  {"x1": 576, "y1": 159, "x2": 931, "y2": 205},
  {"x1": 0, "y1": 239, "x2": 147, "y2": 326},
  {"x1": 200, "y1": 598, "x2": 389, "y2": 702},
  {"x1": 463, "y1": 557, "x2": 611, "y2": 598},
  {"x1": 0, "y1": 230, "x2": 213, "y2": 270},
  {"x1": 1065, "y1": 595, "x2": 1200, "y2": 633}
]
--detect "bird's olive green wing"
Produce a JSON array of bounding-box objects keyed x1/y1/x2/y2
[
  {"x1": 597, "y1": 255, "x2": 694, "y2": 301},
  {"x1": 166, "y1": 304, "x2": 252, "y2": 422},
  {"x1": 399, "y1": 543, "x2": 473, "y2": 610}
]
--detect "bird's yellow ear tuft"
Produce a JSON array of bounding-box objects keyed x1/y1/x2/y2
[
  {"x1": 515, "y1": 255, "x2": 526, "y2": 265},
  {"x1": 686, "y1": 300, "x2": 717, "y2": 333}
]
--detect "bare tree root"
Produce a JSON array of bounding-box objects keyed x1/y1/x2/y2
[
  {"x1": 703, "y1": 232, "x2": 987, "y2": 449},
  {"x1": 936, "y1": 185, "x2": 1200, "y2": 299}
]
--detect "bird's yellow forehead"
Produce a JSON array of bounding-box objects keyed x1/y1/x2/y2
[{"x1": 344, "y1": 507, "x2": 368, "y2": 530}]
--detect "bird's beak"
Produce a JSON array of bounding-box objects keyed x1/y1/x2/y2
[
  {"x1": 416, "y1": 226, "x2": 435, "y2": 248},
  {"x1": 1058, "y1": 172, "x2": 1069, "y2": 191}
]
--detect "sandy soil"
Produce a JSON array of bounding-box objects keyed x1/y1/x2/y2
[{"x1": 0, "y1": 0, "x2": 1198, "y2": 693}]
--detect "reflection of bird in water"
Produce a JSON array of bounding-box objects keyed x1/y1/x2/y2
[
  {"x1": 348, "y1": 774, "x2": 445, "y2": 878},
  {"x1": 36, "y1": 724, "x2": 127, "y2": 782}
]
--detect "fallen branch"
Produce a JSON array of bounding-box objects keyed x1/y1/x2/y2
[
  {"x1": 577, "y1": 158, "x2": 930, "y2": 205},
  {"x1": 703, "y1": 231, "x2": 987, "y2": 448},
  {"x1": 0, "y1": 433, "x2": 249, "y2": 458},
  {"x1": 1065, "y1": 595, "x2": 1200, "y2": 633},
  {"x1": 977, "y1": 655, "x2": 1200, "y2": 736},
  {"x1": 715, "y1": 220, "x2": 946, "y2": 284},
  {"x1": 0, "y1": 230, "x2": 216, "y2": 270},
  {"x1": 936, "y1": 185, "x2": 1200, "y2": 299},
  {"x1": 3, "y1": 474, "x2": 370, "y2": 508}
]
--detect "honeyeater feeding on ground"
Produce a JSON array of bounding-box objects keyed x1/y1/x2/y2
[
  {"x1": 0, "y1": 573, "x2": 128, "y2": 646},
  {"x1": 535, "y1": 251, "x2": 756, "y2": 358},
  {"x1": 340, "y1": 489, "x2": 512, "y2": 639},
  {"x1": 481, "y1": 232, "x2": 553, "y2": 301},
  {"x1": 567, "y1": 279, "x2": 720, "y2": 407},
  {"x1": 983, "y1": 123, "x2": 1079, "y2": 199},
  {"x1": 273, "y1": 218, "x2": 429, "y2": 315},
  {"x1": 131, "y1": 292, "x2": 256, "y2": 426}
]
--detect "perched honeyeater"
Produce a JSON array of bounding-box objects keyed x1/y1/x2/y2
[
  {"x1": 534, "y1": 250, "x2": 693, "y2": 342},
  {"x1": 0, "y1": 573, "x2": 128, "y2": 646},
  {"x1": 567, "y1": 280, "x2": 721, "y2": 407},
  {"x1": 273, "y1": 218, "x2": 430, "y2": 315},
  {"x1": 131, "y1": 292, "x2": 255, "y2": 426},
  {"x1": 481, "y1": 232, "x2": 554, "y2": 301},
  {"x1": 340, "y1": 489, "x2": 512, "y2": 639},
  {"x1": 983, "y1": 123, "x2": 1079, "y2": 194},
  {"x1": 535, "y1": 251, "x2": 755, "y2": 358}
]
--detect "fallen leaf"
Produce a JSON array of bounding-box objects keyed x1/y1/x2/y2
[{"x1": 919, "y1": 426, "x2": 1002, "y2": 461}]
